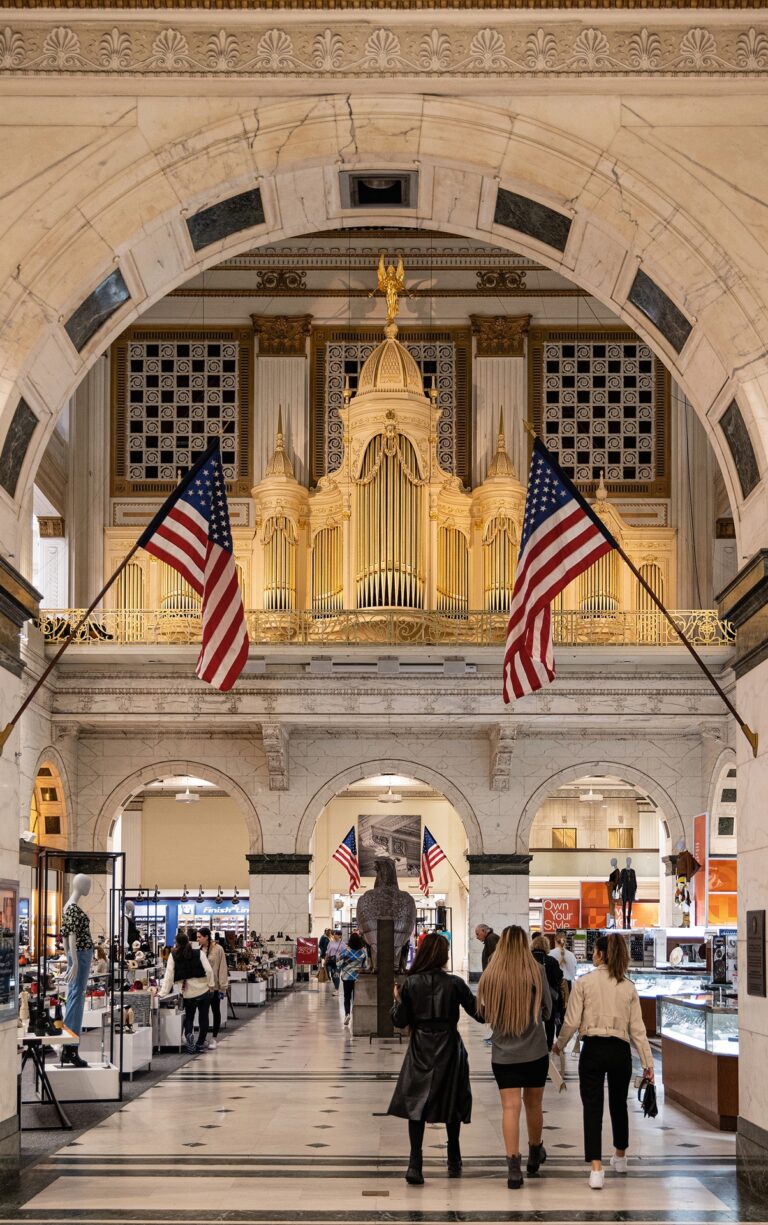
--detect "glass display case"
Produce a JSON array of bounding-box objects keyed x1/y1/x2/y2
[
  {"x1": 659, "y1": 993, "x2": 739, "y2": 1056},
  {"x1": 628, "y1": 969, "x2": 705, "y2": 998}
]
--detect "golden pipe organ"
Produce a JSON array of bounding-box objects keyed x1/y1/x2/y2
[{"x1": 103, "y1": 312, "x2": 677, "y2": 634}]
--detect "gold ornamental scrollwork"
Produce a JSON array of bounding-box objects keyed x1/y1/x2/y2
[
  {"x1": 251, "y1": 313, "x2": 312, "y2": 356},
  {"x1": 470, "y1": 314, "x2": 531, "y2": 358}
]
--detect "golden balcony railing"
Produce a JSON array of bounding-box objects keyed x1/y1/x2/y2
[{"x1": 34, "y1": 608, "x2": 735, "y2": 650}]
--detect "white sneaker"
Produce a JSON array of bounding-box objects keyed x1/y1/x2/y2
[
  {"x1": 589, "y1": 1169, "x2": 605, "y2": 1190},
  {"x1": 611, "y1": 1155, "x2": 627, "y2": 1174},
  {"x1": 207, "y1": 1039, "x2": 217, "y2": 1050},
  {"x1": 343, "y1": 1014, "x2": 351, "y2": 1026}
]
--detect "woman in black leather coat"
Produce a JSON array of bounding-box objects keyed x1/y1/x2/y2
[{"x1": 388, "y1": 932, "x2": 481, "y2": 1185}]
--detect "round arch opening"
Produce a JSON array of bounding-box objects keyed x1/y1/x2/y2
[{"x1": 309, "y1": 772, "x2": 470, "y2": 976}]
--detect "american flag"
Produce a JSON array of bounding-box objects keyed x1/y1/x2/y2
[
  {"x1": 503, "y1": 439, "x2": 616, "y2": 702},
  {"x1": 138, "y1": 442, "x2": 249, "y2": 692},
  {"x1": 419, "y1": 826, "x2": 446, "y2": 897},
  {"x1": 333, "y1": 827, "x2": 361, "y2": 894}
]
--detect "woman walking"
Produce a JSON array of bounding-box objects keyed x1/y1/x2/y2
[
  {"x1": 554, "y1": 933, "x2": 654, "y2": 1189},
  {"x1": 477, "y1": 926, "x2": 552, "y2": 1190},
  {"x1": 388, "y1": 932, "x2": 479, "y2": 1185},
  {"x1": 324, "y1": 930, "x2": 345, "y2": 994},
  {"x1": 159, "y1": 930, "x2": 215, "y2": 1055},
  {"x1": 338, "y1": 932, "x2": 367, "y2": 1026},
  {"x1": 531, "y1": 934, "x2": 563, "y2": 1050},
  {"x1": 198, "y1": 925, "x2": 229, "y2": 1049}
]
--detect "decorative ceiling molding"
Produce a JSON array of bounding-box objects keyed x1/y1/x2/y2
[
  {"x1": 2, "y1": 19, "x2": 768, "y2": 77},
  {"x1": 170, "y1": 285, "x2": 588, "y2": 298},
  {"x1": 1, "y1": 1, "x2": 761, "y2": 10}
]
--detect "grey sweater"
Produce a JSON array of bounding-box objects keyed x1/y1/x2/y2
[{"x1": 489, "y1": 964, "x2": 552, "y2": 1065}]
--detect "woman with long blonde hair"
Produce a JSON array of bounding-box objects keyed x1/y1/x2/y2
[{"x1": 477, "y1": 926, "x2": 552, "y2": 1190}]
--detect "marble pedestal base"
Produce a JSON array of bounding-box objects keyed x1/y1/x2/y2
[{"x1": 351, "y1": 974, "x2": 405, "y2": 1037}]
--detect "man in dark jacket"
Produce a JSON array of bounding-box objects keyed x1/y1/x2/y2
[{"x1": 475, "y1": 924, "x2": 499, "y2": 971}]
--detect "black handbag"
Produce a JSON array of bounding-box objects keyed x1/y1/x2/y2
[{"x1": 637, "y1": 1077, "x2": 658, "y2": 1118}]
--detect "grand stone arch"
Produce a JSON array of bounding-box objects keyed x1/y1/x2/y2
[
  {"x1": 92, "y1": 758, "x2": 263, "y2": 855},
  {"x1": 1, "y1": 95, "x2": 767, "y2": 564},
  {"x1": 295, "y1": 758, "x2": 484, "y2": 856},
  {"x1": 516, "y1": 759, "x2": 685, "y2": 851}
]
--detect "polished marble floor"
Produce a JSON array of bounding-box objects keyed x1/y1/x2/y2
[{"x1": 4, "y1": 982, "x2": 763, "y2": 1223}]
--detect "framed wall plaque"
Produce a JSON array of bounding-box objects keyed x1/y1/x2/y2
[{"x1": 747, "y1": 909, "x2": 766, "y2": 997}]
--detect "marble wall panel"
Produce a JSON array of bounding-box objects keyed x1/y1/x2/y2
[
  {"x1": 720, "y1": 399, "x2": 760, "y2": 500},
  {"x1": 627, "y1": 269, "x2": 693, "y2": 356},
  {"x1": 186, "y1": 187, "x2": 265, "y2": 253},
  {"x1": 64, "y1": 268, "x2": 131, "y2": 354},
  {"x1": 493, "y1": 188, "x2": 572, "y2": 254},
  {"x1": 467, "y1": 873, "x2": 528, "y2": 977},
  {"x1": 0, "y1": 398, "x2": 36, "y2": 499}
]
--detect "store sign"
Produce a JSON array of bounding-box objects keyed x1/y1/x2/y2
[
  {"x1": 296, "y1": 937, "x2": 318, "y2": 965},
  {"x1": 542, "y1": 899, "x2": 581, "y2": 932}
]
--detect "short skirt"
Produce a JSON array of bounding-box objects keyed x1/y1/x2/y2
[{"x1": 492, "y1": 1053, "x2": 549, "y2": 1090}]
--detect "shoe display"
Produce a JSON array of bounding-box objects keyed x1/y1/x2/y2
[
  {"x1": 60, "y1": 1045, "x2": 89, "y2": 1069},
  {"x1": 527, "y1": 1142, "x2": 547, "y2": 1176},
  {"x1": 611, "y1": 1155, "x2": 628, "y2": 1174},
  {"x1": 506, "y1": 1154, "x2": 523, "y2": 1189},
  {"x1": 589, "y1": 1169, "x2": 605, "y2": 1190}
]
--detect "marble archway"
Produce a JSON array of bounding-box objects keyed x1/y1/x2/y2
[{"x1": 0, "y1": 95, "x2": 766, "y2": 569}]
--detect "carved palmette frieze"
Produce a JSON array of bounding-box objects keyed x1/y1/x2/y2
[
  {"x1": 1, "y1": 20, "x2": 768, "y2": 78},
  {"x1": 252, "y1": 313, "x2": 312, "y2": 356},
  {"x1": 261, "y1": 721, "x2": 289, "y2": 791},
  {"x1": 470, "y1": 314, "x2": 531, "y2": 358}
]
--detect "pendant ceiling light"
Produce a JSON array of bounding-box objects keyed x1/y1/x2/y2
[
  {"x1": 380, "y1": 784, "x2": 403, "y2": 805},
  {"x1": 579, "y1": 788, "x2": 603, "y2": 803}
]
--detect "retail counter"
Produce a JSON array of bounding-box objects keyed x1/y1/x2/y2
[
  {"x1": 627, "y1": 969, "x2": 706, "y2": 1036},
  {"x1": 659, "y1": 993, "x2": 738, "y2": 1130}
]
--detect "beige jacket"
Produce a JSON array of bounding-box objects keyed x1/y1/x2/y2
[
  {"x1": 205, "y1": 940, "x2": 230, "y2": 993},
  {"x1": 558, "y1": 964, "x2": 653, "y2": 1070}
]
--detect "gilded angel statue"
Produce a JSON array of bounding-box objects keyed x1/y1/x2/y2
[{"x1": 373, "y1": 252, "x2": 407, "y2": 324}]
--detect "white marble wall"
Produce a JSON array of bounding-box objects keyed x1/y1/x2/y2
[
  {"x1": 734, "y1": 658, "x2": 768, "y2": 1139},
  {"x1": 671, "y1": 386, "x2": 716, "y2": 607},
  {"x1": 467, "y1": 873, "x2": 529, "y2": 977},
  {"x1": 68, "y1": 359, "x2": 110, "y2": 606},
  {"x1": 254, "y1": 355, "x2": 308, "y2": 488},
  {"x1": 249, "y1": 872, "x2": 310, "y2": 939}
]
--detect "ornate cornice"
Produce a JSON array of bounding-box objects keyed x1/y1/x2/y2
[
  {"x1": 2, "y1": 2, "x2": 763, "y2": 9},
  {"x1": 252, "y1": 312, "x2": 312, "y2": 355},
  {"x1": 471, "y1": 313, "x2": 531, "y2": 357},
  {"x1": 2, "y1": 18, "x2": 768, "y2": 77}
]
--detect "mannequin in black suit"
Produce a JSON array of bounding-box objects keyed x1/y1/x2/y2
[{"x1": 619, "y1": 857, "x2": 637, "y2": 928}]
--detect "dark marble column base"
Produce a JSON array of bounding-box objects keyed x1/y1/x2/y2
[
  {"x1": 737, "y1": 1116, "x2": 768, "y2": 1197},
  {"x1": 0, "y1": 1113, "x2": 20, "y2": 1185}
]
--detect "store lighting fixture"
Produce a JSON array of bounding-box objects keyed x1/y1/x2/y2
[
  {"x1": 182, "y1": 885, "x2": 190, "y2": 901},
  {"x1": 215, "y1": 886, "x2": 224, "y2": 905},
  {"x1": 232, "y1": 887, "x2": 240, "y2": 904},
  {"x1": 137, "y1": 885, "x2": 146, "y2": 900},
  {"x1": 380, "y1": 782, "x2": 403, "y2": 804},
  {"x1": 153, "y1": 885, "x2": 160, "y2": 901},
  {"x1": 175, "y1": 787, "x2": 199, "y2": 804},
  {"x1": 197, "y1": 886, "x2": 205, "y2": 902},
  {"x1": 579, "y1": 788, "x2": 603, "y2": 803}
]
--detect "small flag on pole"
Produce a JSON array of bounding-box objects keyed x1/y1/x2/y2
[
  {"x1": 503, "y1": 438, "x2": 616, "y2": 702},
  {"x1": 333, "y1": 827, "x2": 361, "y2": 894},
  {"x1": 138, "y1": 441, "x2": 249, "y2": 692},
  {"x1": 419, "y1": 826, "x2": 446, "y2": 897}
]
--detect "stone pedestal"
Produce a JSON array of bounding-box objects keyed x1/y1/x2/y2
[
  {"x1": 467, "y1": 854, "x2": 531, "y2": 979},
  {"x1": 351, "y1": 972, "x2": 406, "y2": 1038},
  {"x1": 246, "y1": 853, "x2": 311, "y2": 939}
]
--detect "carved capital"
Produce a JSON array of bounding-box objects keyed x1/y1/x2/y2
[
  {"x1": 252, "y1": 313, "x2": 312, "y2": 356},
  {"x1": 489, "y1": 723, "x2": 517, "y2": 792},
  {"x1": 37, "y1": 516, "x2": 65, "y2": 538},
  {"x1": 470, "y1": 313, "x2": 531, "y2": 357},
  {"x1": 262, "y1": 721, "x2": 289, "y2": 790}
]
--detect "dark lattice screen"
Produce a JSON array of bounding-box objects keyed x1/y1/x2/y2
[
  {"x1": 528, "y1": 327, "x2": 669, "y2": 497},
  {"x1": 111, "y1": 327, "x2": 252, "y2": 496}
]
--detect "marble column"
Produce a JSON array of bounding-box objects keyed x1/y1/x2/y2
[
  {"x1": 718, "y1": 553, "x2": 768, "y2": 1191},
  {"x1": 67, "y1": 357, "x2": 110, "y2": 607},
  {"x1": 246, "y1": 853, "x2": 311, "y2": 939},
  {"x1": 467, "y1": 853, "x2": 531, "y2": 979},
  {"x1": 671, "y1": 385, "x2": 715, "y2": 607}
]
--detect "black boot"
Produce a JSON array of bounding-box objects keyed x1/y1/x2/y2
[
  {"x1": 447, "y1": 1139, "x2": 462, "y2": 1177},
  {"x1": 60, "y1": 1045, "x2": 89, "y2": 1069},
  {"x1": 527, "y1": 1142, "x2": 547, "y2": 1176},
  {"x1": 506, "y1": 1154, "x2": 523, "y2": 1189},
  {"x1": 405, "y1": 1156, "x2": 424, "y2": 1186}
]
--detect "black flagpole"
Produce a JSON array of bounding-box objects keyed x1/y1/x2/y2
[
  {"x1": 0, "y1": 441, "x2": 221, "y2": 756},
  {"x1": 524, "y1": 422, "x2": 758, "y2": 758}
]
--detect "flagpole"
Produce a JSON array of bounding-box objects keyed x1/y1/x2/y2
[
  {"x1": 0, "y1": 539, "x2": 146, "y2": 755},
  {"x1": 0, "y1": 440, "x2": 222, "y2": 757},
  {"x1": 524, "y1": 422, "x2": 758, "y2": 758}
]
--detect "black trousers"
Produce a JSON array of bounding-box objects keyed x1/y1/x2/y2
[
  {"x1": 184, "y1": 993, "x2": 211, "y2": 1048},
  {"x1": 326, "y1": 956, "x2": 339, "y2": 990},
  {"x1": 342, "y1": 979, "x2": 355, "y2": 1016},
  {"x1": 408, "y1": 1119, "x2": 461, "y2": 1164},
  {"x1": 578, "y1": 1037, "x2": 632, "y2": 1162},
  {"x1": 210, "y1": 991, "x2": 222, "y2": 1038}
]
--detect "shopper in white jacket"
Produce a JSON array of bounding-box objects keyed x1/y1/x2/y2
[
  {"x1": 554, "y1": 933, "x2": 653, "y2": 1190},
  {"x1": 160, "y1": 931, "x2": 215, "y2": 1055}
]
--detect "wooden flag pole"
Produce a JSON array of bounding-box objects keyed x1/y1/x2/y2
[
  {"x1": 523, "y1": 421, "x2": 759, "y2": 758},
  {"x1": 0, "y1": 539, "x2": 145, "y2": 756}
]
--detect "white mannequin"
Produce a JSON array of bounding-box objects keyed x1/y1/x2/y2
[
  {"x1": 63, "y1": 873, "x2": 92, "y2": 986},
  {"x1": 625, "y1": 856, "x2": 632, "y2": 868}
]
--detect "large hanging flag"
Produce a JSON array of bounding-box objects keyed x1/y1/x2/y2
[
  {"x1": 138, "y1": 441, "x2": 249, "y2": 692},
  {"x1": 419, "y1": 826, "x2": 447, "y2": 897},
  {"x1": 333, "y1": 827, "x2": 361, "y2": 894},
  {"x1": 503, "y1": 438, "x2": 616, "y2": 702}
]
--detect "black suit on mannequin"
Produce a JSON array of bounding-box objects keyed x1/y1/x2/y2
[{"x1": 619, "y1": 867, "x2": 637, "y2": 928}]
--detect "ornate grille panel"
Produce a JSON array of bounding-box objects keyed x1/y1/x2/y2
[
  {"x1": 311, "y1": 327, "x2": 471, "y2": 487},
  {"x1": 111, "y1": 326, "x2": 252, "y2": 496},
  {"x1": 529, "y1": 327, "x2": 669, "y2": 498}
]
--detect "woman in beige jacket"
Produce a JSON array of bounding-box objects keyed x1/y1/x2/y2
[
  {"x1": 198, "y1": 926, "x2": 229, "y2": 1050},
  {"x1": 554, "y1": 933, "x2": 654, "y2": 1190}
]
